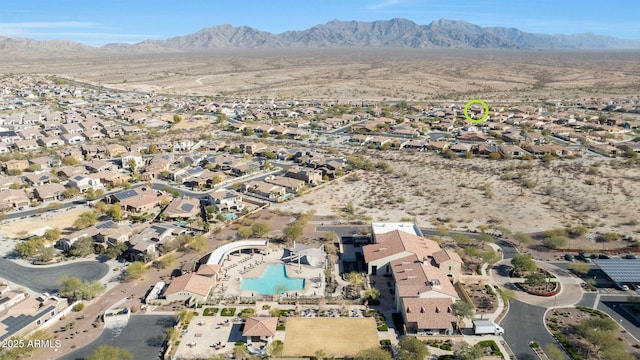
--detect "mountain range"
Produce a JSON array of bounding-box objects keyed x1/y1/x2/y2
[{"x1": 4, "y1": 18, "x2": 640, "y2": 53}]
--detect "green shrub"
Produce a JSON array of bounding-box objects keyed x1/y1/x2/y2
[
  {"x1": 203, "y1": 307, "x2": 219, "y2": 316},
  {"x1": 377, "y1": 324, "x2": 388, "y2": 331},
  {"x1": 72, "y1": 303, "x2": 85, "y2": 312},
  {"x1": 553, "y1": 333, "x2": 583, "y2": 360},
  {"x1": 440, "y1": 344, "x2": 452, "y2": 351},
  {"x1": 221, "y1": 307, "x2": 236, "y2": 316},
  {"x1": 485, "y1": 284, "x2": 495, "y2": 295},
  {"x1": 477, "y1": 340, "x2": 503, "y2": 357},
  {"x1": 239, "y1": 308, "x2": 256, "y2": 319},
  {"x1": 576, "y1": 306, "x2": 607, "y2": 318}
]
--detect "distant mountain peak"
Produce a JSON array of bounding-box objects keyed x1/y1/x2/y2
[
  {"x1": 126, "y1": 18, "x2": 637, "y2": 50},
  {"x1": 3, "y1": 18, "x2": 640, "y2": 53}
]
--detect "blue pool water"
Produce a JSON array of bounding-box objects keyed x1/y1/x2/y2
[
  {"x1": 240, "y1": 264, "x2": 305, "y2": 295},
  {"x1": 223, "y1": 213, "x2": 238, "y2": 221}
]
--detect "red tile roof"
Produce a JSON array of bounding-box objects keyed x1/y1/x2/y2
[
  {"x1": 242, "y1": 317, "x2": 278, "y2": 337},
  {"x1": 363, "y1": 230, "x2": 441, "y2": 263},
  {"x1": 391, "y1": 255, "x2": 458, "y2": 299},
  {"x1": 164, "y1": 273, "x2": 214, "y2": 297},
  {"x1": 432, "y1": 249, "x2": 463, "y2": 265},
  {"x1": 403, "y1": 297, "x2": 457, "y2": 330}
]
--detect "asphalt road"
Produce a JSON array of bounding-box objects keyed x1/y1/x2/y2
[
  {"x1": 502, "y1": 300, "x2": 569, "y2": 360},
  {"x1": 575, "y1": 292, "x2": 598, "y2": 308},
  {"x1": 57, "y1": 314, "x2": 174, "y2": 360},
  {"x1": 494, "y1": 237, "x2": 573, "y2": 359},
  {"x1": 0, "y1": 258, "x2": 109, "y2": 293}
]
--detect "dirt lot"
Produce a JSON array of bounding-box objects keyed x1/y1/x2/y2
[
  {"x1": 0, "y1": 207, "x2": 88, "y2": 238},
  {"x1": 282, "y1": 317, "x2": 379, "y2": 357}
]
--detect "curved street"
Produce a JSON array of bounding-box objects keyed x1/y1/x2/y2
[
  {"x1": 491, "y1": 242, "x2": 576, "y2": 360},
  {"x1": 0, "y1": 257, "x2": 109, "y2": 293}
]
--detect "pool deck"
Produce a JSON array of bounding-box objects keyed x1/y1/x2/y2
[{"x1": 215, "y1": 249, "x2": 326, "y2": 299}]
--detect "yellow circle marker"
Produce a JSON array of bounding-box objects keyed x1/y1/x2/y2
[{"x1": 464, "y1": 99, "x2": 490, "y2": 124}]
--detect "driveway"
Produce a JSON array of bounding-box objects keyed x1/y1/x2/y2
[
  {"x1": 501, "y1": 301, "x2": 569, "y2": 360},
  {"x1": 57, "y1": 314, "x2": 174, "y2": 360},
  {"x1": 0, "y1": 258, "x2": 109, "y2": 293}
]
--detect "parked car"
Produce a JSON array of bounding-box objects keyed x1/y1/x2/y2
[
  {"x1": 564, "y1": 254, "x2": 576, "y2": 261},
  {"x1": 598, "y1": 254, "x2": 610, "y2": 259},
  {"x1": 577, "y1": 253, "x2": 592, "y2": 262},
  {"x1": 616, "y1": 283, "x2": 629, "y2": 291},
  {"x1": 624, "y1": 254, "x2": 638, "y2": 259}
]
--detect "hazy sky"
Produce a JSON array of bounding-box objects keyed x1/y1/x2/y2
[{"x1": 1, "y1": 0, "x2": 638, "y2": 46}]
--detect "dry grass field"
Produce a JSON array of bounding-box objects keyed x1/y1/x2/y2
[
  {"x1": 2, "y1": 49, "x2": 640, "y2": 101},
  {"x1": 282, "y1": 317, "x2": 379, "y2": 357}
]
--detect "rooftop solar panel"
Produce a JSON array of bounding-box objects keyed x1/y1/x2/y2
[
  {"x1": 181, "y1": 204, "x2": 194, "y2": 212},
  {"x1": 0, "y1": 305, "x2": 55, "y2": 341},
  {"x1": 96, "y1": 220, "x2": 116, "y2": 229},
  {"x1": 113, "y1": 189, "x2": 137, "y2": 201}
]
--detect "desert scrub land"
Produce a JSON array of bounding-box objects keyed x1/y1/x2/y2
[
  {"x1": 547, "y1": 307, "x2": 640, "y2": 360},
  {"x1": 276, "y1": 151, "x2": 640, "y2": 243},
  {"x1": 3, "y1": 49, "x2": 640, "y2": 101}
]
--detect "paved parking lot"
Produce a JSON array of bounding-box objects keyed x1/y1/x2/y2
[
  {"x1": 57, "y1": 314, "x2": 174, "y2": 360},
  {"x1": 173, "y1": 314, "x2": 244, "y2": 359}
]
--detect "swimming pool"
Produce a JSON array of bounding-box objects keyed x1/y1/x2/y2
[
  {"x1": 240, "y1": 264, "x2": 305, "y2": 295},
  {"x1": 222, "y1": 213, "x2": 238, "y2": 221}
]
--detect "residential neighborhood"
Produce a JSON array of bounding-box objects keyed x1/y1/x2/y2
[{"x1": 0, "y1": 73, "x2": 639, "y2": 360}]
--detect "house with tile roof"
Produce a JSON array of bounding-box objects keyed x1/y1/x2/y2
[
  {"x1": 163, "y1": 273, "x2": 215, "y2": 303},
  {"x1": 162, "y1": 196, "x2": 201, "y2": 220},
  {"x1": 363, "y1": 222, "x2": 463, "y2": 335},
  {"x1": 242, "y1": 317, "x2": 278, "y2": 343},
  {"x1": 204, "y1": 190, "x2": 245, "y2": 212}
]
